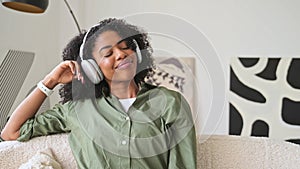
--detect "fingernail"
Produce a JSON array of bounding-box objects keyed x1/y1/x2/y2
[{"x1": 77, "y1": 72, "x2": 80, "y2": 81}]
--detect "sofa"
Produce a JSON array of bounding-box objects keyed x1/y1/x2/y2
[{"x1": 0, "y1": 134, "x2": 300, "y2": 169}]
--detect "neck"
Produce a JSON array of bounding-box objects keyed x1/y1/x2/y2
[{"x1": 108, "y1": 80, "x2": 139, "y2": 99}]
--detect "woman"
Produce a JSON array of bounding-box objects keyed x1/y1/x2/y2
[{"x1": 1, "y1": 18, "x2": 196, "y2": 169}]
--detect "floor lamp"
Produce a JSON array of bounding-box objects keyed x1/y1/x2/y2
[{"x1": 1, "y1": 0, "x2": 82, "y2": 33}]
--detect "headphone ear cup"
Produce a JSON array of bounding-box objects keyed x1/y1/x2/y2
[
  {"x1": 133, "y1": 39, "x2": 142, "y2": 63},
  {"x1": 81, "y1": 59, "x2": 104, "y2": 84}
]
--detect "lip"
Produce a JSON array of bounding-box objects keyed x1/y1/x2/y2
[{"x1": 115, "y1": 58, "x2": 133, "y2": 70}]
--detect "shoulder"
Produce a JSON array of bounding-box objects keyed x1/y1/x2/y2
[
  {"x1": 142, "y1": 83, "x2": 181, "y2": 96},
  {"x1": 157, "y1": 85, "x2": 180, "y2": 95},
  {"x1": 156, "y1": 86, "x2": 185, "y2": 102},
  {"x1": 49, "y1": 100, "x2": 79, "y2": 114}
]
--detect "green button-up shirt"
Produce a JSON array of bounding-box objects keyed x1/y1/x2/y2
[{"x1": 18, "y1": 84, "x2": 197, "y2": 169}]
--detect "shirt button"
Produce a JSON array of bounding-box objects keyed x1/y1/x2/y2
[
  {"x1": 125, "y1": 116, "x2": 130, "y2": 120},
  {"x1": 121, "y1": 140, "x2": 127, "y2": 145}
]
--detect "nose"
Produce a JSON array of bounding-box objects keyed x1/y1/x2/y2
[{"x1": 114, "y1": 47, "x2": 127, "y2": 60}]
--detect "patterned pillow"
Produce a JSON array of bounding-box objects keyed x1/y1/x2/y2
[{"x1": 18, "y1": 148, "x2": 62, "y2": 169}]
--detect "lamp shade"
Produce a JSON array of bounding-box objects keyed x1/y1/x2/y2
[{"x1": 2, "y1": 0, "x2": 49, "y2": 13}]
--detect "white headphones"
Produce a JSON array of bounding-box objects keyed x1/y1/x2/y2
[{"x1": 79, "y1": 24, "x2": 142, "y2": 84}]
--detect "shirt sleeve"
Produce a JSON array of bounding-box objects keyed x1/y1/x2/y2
[
  {"x1": 161, "y1": 88, "x2": 197, "y2": 169},
  {"x1": 17, "y1": 102, "x2": 72, "y2": 142},
  {"x1": 167, "y1": 126, "x2": 197, "y2": 169}
]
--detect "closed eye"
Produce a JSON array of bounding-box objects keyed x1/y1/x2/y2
[
  {"x1": 99, "y1": 47, "x2": 113, "y2": 57},
  {"x1": 117, "y1": 40, "x2": 131, "y2": 50},
  {"x1": 103, "y1": 51, "x2": 113, "y2": 57}
]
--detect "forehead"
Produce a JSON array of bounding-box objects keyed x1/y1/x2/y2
[{"x1": 95, "y1": 30, "x2": 122, "y2": 47}]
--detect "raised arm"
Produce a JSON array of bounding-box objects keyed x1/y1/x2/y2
[{"x1": 0, "y1": 60, "x2": 81, "y2": 140}]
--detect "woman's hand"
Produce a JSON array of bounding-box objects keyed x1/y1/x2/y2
[{"x1": 42, "y1": 61, "x2": 83, "y2": 89}]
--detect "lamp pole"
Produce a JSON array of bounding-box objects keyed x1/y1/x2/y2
[{"x1": 63, "y1": 0, "x2": 81, "y2": 34}]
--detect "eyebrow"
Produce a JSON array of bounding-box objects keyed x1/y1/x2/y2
[{"x1": 99, "y1": 45, "x2": 112, "y2": 53}]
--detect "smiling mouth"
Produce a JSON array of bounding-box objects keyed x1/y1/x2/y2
[{"x1": 115, "y1": 59, "x2": 133, "y2": 70}]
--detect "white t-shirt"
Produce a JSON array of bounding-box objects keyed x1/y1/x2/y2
[{"x1": 119, "y1": 98, "x2": 136, "y2": 112}]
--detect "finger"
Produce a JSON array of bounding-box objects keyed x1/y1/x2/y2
[
  {"x1": 81, "y1": 76, "x2": 85, "y2": 84},
  {"x1": 73, "y1": 61, "x2": 81, "y2": 75},
  {"x1": 72, "y1": 61, "x2": 82, "y2": 81},
  {"x1": 67, "y1": 61, "x2": 76, "y2": 75}
]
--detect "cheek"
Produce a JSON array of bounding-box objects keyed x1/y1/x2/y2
[{"x1": 98, "y1": 58, "x2": 114, "y2": 72}]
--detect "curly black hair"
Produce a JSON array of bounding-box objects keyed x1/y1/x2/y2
[{"x1": 59, "y1": 18, "x2": 154, "y2": 104}]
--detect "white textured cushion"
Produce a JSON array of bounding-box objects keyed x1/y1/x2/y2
[
  {"x1": 197, "y1": 135, "x2": 300, "y2": 169},
  {"x1": 0, "y1": 134, "x2": 76, "y2": 169}
]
